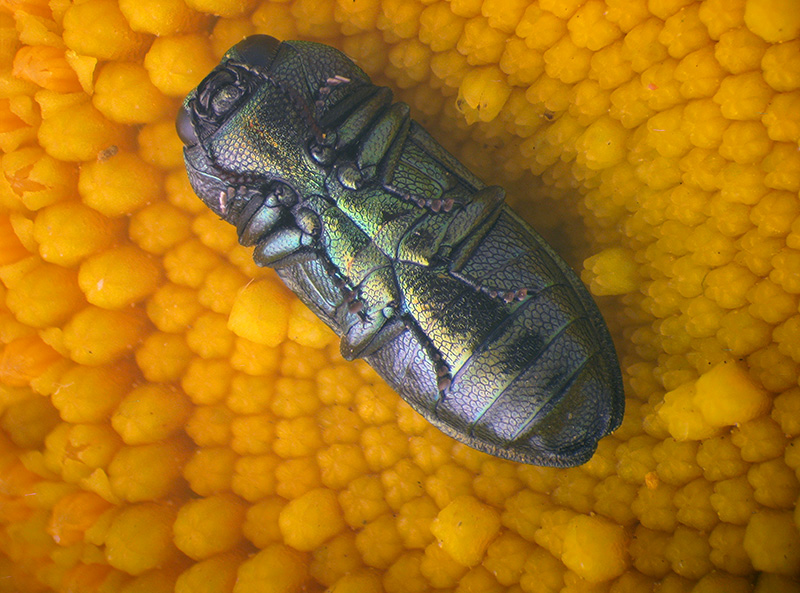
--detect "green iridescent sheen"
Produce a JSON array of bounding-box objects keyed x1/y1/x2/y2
[{"x1": 178, "y1": 35, "x2": 624, "y2": 467}]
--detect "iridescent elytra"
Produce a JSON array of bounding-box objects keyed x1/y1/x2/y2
[{"x1": 176, "y1": 35, "x2": 625, "y2": 467}]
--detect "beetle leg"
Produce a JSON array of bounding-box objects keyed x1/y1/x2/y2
[
  {"x1": 355, "y1": 102, "x2": 410, "y2": 182},
  {"x1": 402, "y1": 319, "x2": 452, "y2": 397},
  {"x1": 252, "y1": 225, "x2": 316, "y2": 268},
  {"x1": 397, "y1": 185, "x2": 506, "y2": 266},
  {"x1": 337, "y1": 267, "x2": 405, "y2": 360},
  {"x1": 340, "y1": 314, "x2": 406, "y2": 361},
  {"x1": 320, "y1": 86, "x2": 393, "y2": 150},
  {"x1": 236, "y1": 181, "x2": 299, "y2": 246}
]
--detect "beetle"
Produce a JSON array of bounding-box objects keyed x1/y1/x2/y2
[{"x1": 176, "y1": 35, "x2": 624, "y2": 467}]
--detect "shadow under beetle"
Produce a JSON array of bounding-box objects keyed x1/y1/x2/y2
[{"x1": 177, "y1": 35, "x2": 625, "y2": 467}]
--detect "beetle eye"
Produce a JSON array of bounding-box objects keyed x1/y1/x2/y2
[{"x1": 175, "y1": 104, "x2": 198, "y2": 146}]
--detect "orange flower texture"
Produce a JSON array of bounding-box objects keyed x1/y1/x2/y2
[{"x1": 0, "y1": 0, "x2": 799, "y2": 592}]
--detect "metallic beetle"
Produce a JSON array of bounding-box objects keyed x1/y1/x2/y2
[{"x1": 177, "y1": 35, "x2": 625, "y2": 467}]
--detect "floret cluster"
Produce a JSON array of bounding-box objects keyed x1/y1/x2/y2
[{"x1": 0, "y1": 0, "x2": 798, "y2": 592}]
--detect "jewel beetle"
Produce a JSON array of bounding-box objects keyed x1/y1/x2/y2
[{"x1": 177, "y1": 35, "x2": 625, "y2": 467}]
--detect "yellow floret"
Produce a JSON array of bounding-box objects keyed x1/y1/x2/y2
[
  {"x1": 748, "y1": 457, "x2": 800, "y2": 508},
  {"x1": 119, "y1": 0, "x2": 211, "y2": 35},
  {"x1": 317, "y1": 404, "x2": 365, "y2": 444},
  {"x1": 241, "y1": 496, "x2": 284, "y2": 548},
  {"x1": 231, "y1": 454, "x2": 279, "y2": 502},
  {"x1": 227, "y1": 280, "x2": 291, "y2": 346},
  {"x1": 744, "y1": 509, "x2": 800, "y2": 573},
  {"x1": 326, "y1": 569, "x2": 383, "y2": 593},
  {"x1": 232, "y1": 544, "x2": 308, "y2": 593},
  {"x1": 2, "y1": 1, "x2": 800, "y2": 591},
  {"x1": 744, "y1": 0, "x2": 800, "y2": 42},
  {"x1": 2, "y1": 146, "x2": 78, "y2": 211},
  {"x1": 250, "y1": 3, "x2": 299, "y2": 40},
  {"x1": 62, "y1": 0, "x2": 151, "y2": 61},
  {"x1": 146, "y1": 282, "x2": 203, "y2": 332},
  {"x1": 395, "y1": 495, "x2": 437, "y2": 549},
  {"x1": 354, "y1": 383, "x2": 396, "y2": 425},
  {"x1": 92, "y1": 62, "x2": 175, "y2": 125},
  {"x1": 339, "y1": 474, "x2": 390, "y2": 528},
  {"x1": 316, "y1": 443, "x2": 367, "y2": 490},
  {"x1": 761, "y1": 39, "x2": 800, "y2": 91},
  {"x1": 78, "y1": 245, "x2": 160, "y2": 309},
  {"x1": 48, "y1": 490, "x2": 112, "y2": 546},
  {"x1": 576, "y1": 115, "x2": 628, "y2": 169},
  {"x1": 360, "y1": 423, "x2": 409, "y2": 471},
  {"x1": 385, "y1": 39, "x2": 430, "y2": 89},
  {"x1": 175, "y1": 552, "x2": 243, "y2": 593},
  {"x1": 134, "y1": 324, "x2": 192, "y2": 380},
  {"x1": 582, "y1": 246, "x2": 639, "y2": 295},
  {"x1": 456, "y1": 65, "x2": 512, "y2": 124},
  {"x1": 354, "y1": 513, "x2": 404, "y2": 569},
  {"x1": 50, "y1": 361, "x2": 134, "y2": 424},
  {"x1": 632, "y1": 480, "x2": 678, "y2": 532},
  {"x1": 333, "y1": 0, "x2": 379, "y2": 36},
  {"x1": 708, "y1": 522, "x2": 751, "y2": 575},
  {"x1": 185, "y1": 403, "x2": 234, "y2": 446},
  {"x1": 138, "y1": 120, "x2": 187, "y2": 168},
  {"x1": 731, "y1": 416, "x2": 787, "y2": 462},
  {"x1": 4, "y1": 260, "x2": 83, "y2": 328},
  {"x1": 12, "y1": 46, "x2": 82, "y2": 93},
  {"x1": 108, "y1": 438, "x2": 189, "y2": 501},
  {"x1": 419, "y1": 3, "x2": 465, "y2": 51},
  {"x1": 37, "y1": 98, "x2": 132, "y2": 163},
  {"x1": 382, "y1": 459, "x2": 426, "y2": 510},
  {"x1": 182, "y1": 446, "x2": 237, "y2": 495},
  {"x1": 111, "y1": 384, "x2": 191, "y2": 445},
  {"x1": 458, "y1": 16, "x2": 506, "y2": 66},
  {"x1": 143, "y1": 34, "x2": 219, "y2": 97},
  {"x1": 773, "y1": 388, "x2": 800, "y2": 436},
  {"x1": 272, "y1": 416, "x2": 323, "y2": 459},
  {"x1": 308, "y1": 530, "x2": 361, "y2": 585},
  {"x1": 173, "y1": 493, "x2": 246, "y2": 559},
  {"x1": 561, "y1": 514, "x2": 629, "y2": 582},
  {"x1": 104, "y1": 502, "x2": 176, "y2": 575},
  {"x1": 657, "y1": 380, "x2": 722, "y2": 441},
  {"x1": 474, "y1": 459, "x2": 523, "y2": 506},
  {"x1": 430, "y1": 495, "x2": 501, "y2": 567},
  {"x1": 230, "y1": 414, "x2": 275, "y2": 455},
  {"x1": 697, "y1": 435, "x2": 748, "y2": 481},
  {"x1": 278, "y1": 487, "x2": 345, "y2": 551},
  {"x1": 129, "y1": 202, "x2": 192, "y2": 256},
  {"x1": 226, "y1": 371, "x2": 276, "y2": 412},
  {"x1": 693, "y1": 360, "x2": 771, "y2": 427},
  {"x1": 654, "y1": 438, "x2": 702, "y2": 485},
  {"x1": 270, "y1": 377, "x2": 318, "y2": 419},
  {"x1": 676, "y1": 481, "x2": 718, "y2": 534},
  {"x1": 665, "y1": 525, "x2": 713, "y2": 579},
  {"x1": 61, "y1": 306, "x2": 147, "y2": 365},
  {"x1": 78, "y1": 150, "x2": 162, "y2": 217},
  {"x1": 710, "y1": 476, "x2": 757, "y2": 524},
  {"x1": 33, "y1": 202, "x2": 116, "y2": 266},
  {"x1": 287, "y1": 297, "x2": 334, "y2": 348},
  {"x1": 186, "y1": 311, "x2": 235, "y2": 358}
]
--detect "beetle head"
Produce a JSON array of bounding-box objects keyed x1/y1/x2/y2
[{"x1": 177, "y1": 35, "x2": 370, "y2": 223}]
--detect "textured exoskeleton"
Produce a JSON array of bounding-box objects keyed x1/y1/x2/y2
[{"x1": 177, "y1": 35, "x2": 625, "y2": 467}]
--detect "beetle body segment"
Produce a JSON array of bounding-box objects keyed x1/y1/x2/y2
[{"x1": 178, "y1": 35, "x2": 625, "y2": 467}]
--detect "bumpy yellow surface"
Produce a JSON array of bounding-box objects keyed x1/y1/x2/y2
[{"x1": 0, "y1": 0, "x2": 798, "y2": 591}]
